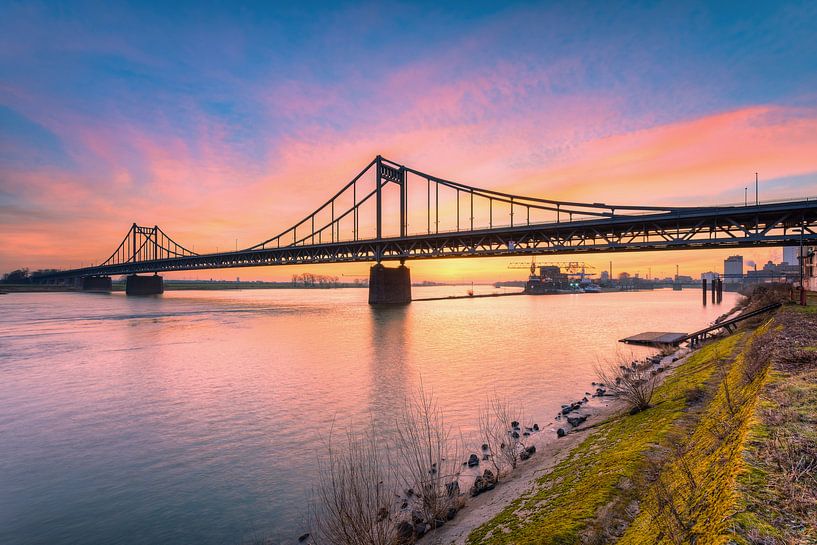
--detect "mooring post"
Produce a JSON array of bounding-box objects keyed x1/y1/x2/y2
[{"x1": 702, "y1": 278, "x2": 707, "y2": 306}]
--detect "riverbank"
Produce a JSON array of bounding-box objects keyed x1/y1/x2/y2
[{"x1": 431, "y1": 287, "x2": 816, "y2": 544}]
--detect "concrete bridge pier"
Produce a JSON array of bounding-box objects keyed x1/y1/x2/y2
[
  {"x1": 368, "y1": 263, "x2": 411, "y2": 305},
  {"x1": 126, "y1": 274, "x2": 164, "y2": 296},
  {"x1": 81, "y1": 276, "x2": 112, "y2": 292}
]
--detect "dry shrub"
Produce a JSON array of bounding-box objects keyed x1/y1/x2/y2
[
  {"x1": 656, "y1": 344, "x2": 678, "y2": 358},
  {"x1": 643, "y1": 433, "x2": 707, "y2": 545},
  {"x1": 595, "y1": 359, "x2": 657, "y2": 413},
  {"x1": 395, "y1": 386, "x2": 462, "y2": 526},
  {"x1": 312, "y1": 422, "x2": 398, "y2": 545},
  {"x1": 740, "y1": 284, "x2": 791, "y2": 319},
  {"x1": 478, "y1": 396, "x2": 525, "y2": 476}
]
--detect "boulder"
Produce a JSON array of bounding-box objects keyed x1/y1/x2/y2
[
  {"x1": 446, "y1": 480, "x2": 460, "y2": 497},
  {"x1": 467, "y1": 453, "x2": 480, "y2": 467},
  {"x1": 511, "y1": 431, "x2": 520, "y2": 439},
  {"x1": 481, "y1": 443, "x2": 489, "y2": 451},
  {"x1": 446, "y1": 506, "x2": 458, "y2": 520},
  {"x1": 511, "y1": 420, "x2": 520, "y2": 429},
  {"x1": 414, "y1": 523, "x2": 427, "y2": 538},
  {"x1": 520, "y1": 449, "x2": 531, "y2": 461},
  {"x1": 533, "y1": 423, "x2": 540, "y2": 431},
  {"x1": 557, "y1": 427, "x2": 567, "y2": 438},
  {"x1": 396, "y1": 521, "x2": 414, "y2": 542},
  {"x1": 471, "y1": 474, "x2": 495, "y2": 496},
  {"x1": 483, "y1": 469, "x2": 497, "y2": 485},
  {"x1": 567, "y1": 414, "x2": 587, "y2": 427},
  {"x1": 471, "y1": 476, "x2": 485, "y2": 496}
]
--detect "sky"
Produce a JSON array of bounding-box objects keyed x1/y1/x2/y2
[{"x1": 2, "y1": 0, "x2": 817, "y2": 282}]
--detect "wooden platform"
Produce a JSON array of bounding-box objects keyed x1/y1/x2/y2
[{"x1": 619, "y1": 331, "x2": 688, "y2": 346}]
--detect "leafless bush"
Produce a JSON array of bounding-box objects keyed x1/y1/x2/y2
[
  {"x1": 312, "y1": 422, "x2": 398, "y2": 545},
  {"x1": 714, "y1": 360, "x2": 738, "y2": 417},
  {"x1": 595, "y1": 359, "x2": 657, "y2": 413},
  {"x1": 644, "y1": 435, "x2": 705, "y2": 545},
  {"x1": 742, "y1": 528, "x2": 778, "y2": 545},
  {"x1": 741, "y1": 284, "x2": 791, "y2": 320},
  {"x1": 743, "y1": 331, "x2": 771, "y2": 384},
  {"x1": 478, "y1": 396, "x2": 525, "y2": 476},
  {"x1": 395, "y1": 385, "x2": 462, "y2": 526},
  {"x1": 656, "y1": 344, "x2": 677, "y2": 358}
]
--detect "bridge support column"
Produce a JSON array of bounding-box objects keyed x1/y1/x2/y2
[
  {"x1": 126, "y1": 274, "x2": 164, "y2": 296},
  {"x1": 368, "y1": 264, "x2": 411, "y2": 305},
  {"x1": 81, "y1": 276, "x2": 112, "y2": 292}
]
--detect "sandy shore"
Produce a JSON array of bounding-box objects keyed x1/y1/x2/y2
[{"x1": 425, "y1": 347, "x2": 691, "y2": 544}]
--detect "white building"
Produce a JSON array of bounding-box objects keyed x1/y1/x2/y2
[
  {"x1": 701, "y1": 272, "x2": 720, "y2": 282},
  {"x1": 783, "y1": 246, "x2": 800, "y2": 266},
  {"x1": 723, "y1": 255, "x2": 743, "y2": 284}
]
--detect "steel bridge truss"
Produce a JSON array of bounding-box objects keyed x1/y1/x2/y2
[
  {"x1": 32, "y1": 156, "x2": 817, "y2": 280},
  {"x1": 101, "y1": 223, "x2": 198, "y2": 266}
]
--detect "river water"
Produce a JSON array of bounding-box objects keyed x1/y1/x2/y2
[{"x1": 0, "y1": 286, "x2": 736, "y2": 545}]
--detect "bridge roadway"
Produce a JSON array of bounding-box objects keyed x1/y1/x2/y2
[{"x1": 36, "y1": 199, "x2": 817, "y2": 279}]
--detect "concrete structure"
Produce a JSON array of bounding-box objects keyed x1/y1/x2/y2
[
  {"x1": 723, "y1": 255, "x2": 743, "y2": 284},
  {"x1": 701, "y1": 271, "x2": 719, "y2": 282},
  {"x1": 368, "y1": 264, "x2": 411, "y2": 304},
  {"x1": 81, "y1": 276, "x2": 112, "y2": 292},
  {"x1": 126, "y1": 274, "x2": 164, "y2": 295}
]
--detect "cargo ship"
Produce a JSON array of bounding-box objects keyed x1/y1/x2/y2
[
  {"x1": 509, "y1": 260, "x2": 596, "y2": 295},
  {"x1": 524, "y1": 265, "x2": 578, "y2": 294}
]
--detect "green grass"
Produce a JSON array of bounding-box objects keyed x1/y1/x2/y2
[
  {"x1": 467, "y1": 335, "x2": 743, "y2": 545},
  {"x1": 618, "y1": 323, "x2": 772, "y2": 545},
  {"x1": 467, "y1": 300, "x2": 817, "y2": 545}
]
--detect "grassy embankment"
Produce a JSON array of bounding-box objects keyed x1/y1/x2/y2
[{"x1": 468, "y1": 288, "x2": 817, "y2": 545}]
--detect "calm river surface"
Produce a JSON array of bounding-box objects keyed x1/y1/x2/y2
[{"x1": 0, "y1": 286, "x2": 737, "y2": 545}]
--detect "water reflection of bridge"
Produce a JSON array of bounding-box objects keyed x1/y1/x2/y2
[{"x1": 33, "y1": 156, "x2": 817, "y2": 303}]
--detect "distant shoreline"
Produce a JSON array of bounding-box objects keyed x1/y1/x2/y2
[{"x1": 0, "y1": 281, "x2": 489, "y2": 293}]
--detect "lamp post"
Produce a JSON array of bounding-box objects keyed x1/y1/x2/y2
[{"x1": 795, "y1": 227, "x2": 806, "y2": 306}]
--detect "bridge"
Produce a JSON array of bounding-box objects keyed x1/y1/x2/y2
[{"x1": 33, "y1": 156, "x2": 817, "y2": 302}]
